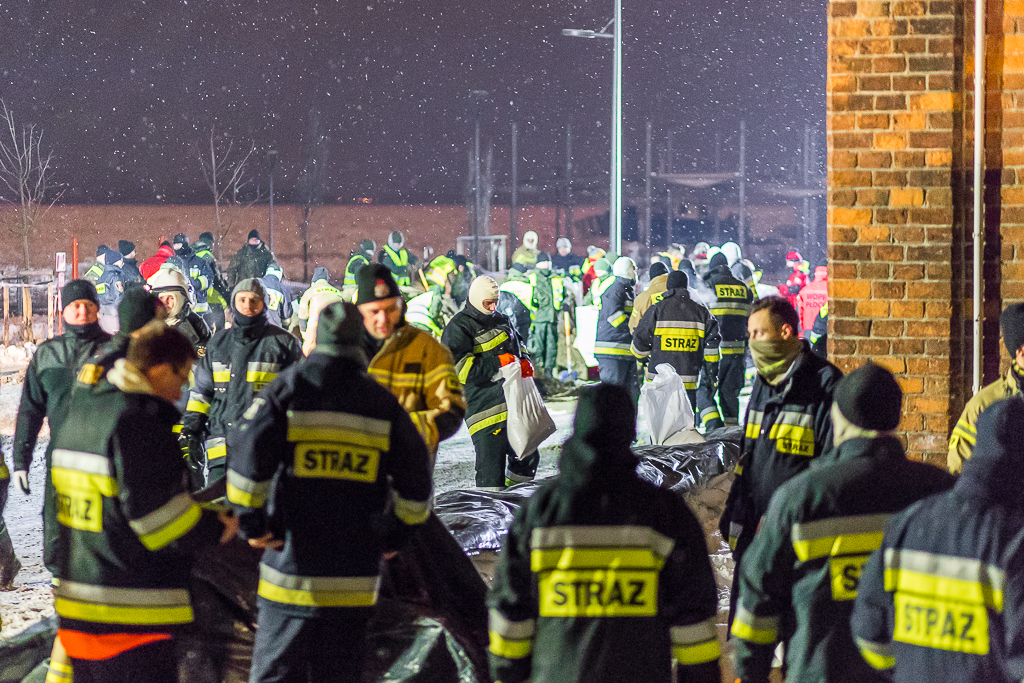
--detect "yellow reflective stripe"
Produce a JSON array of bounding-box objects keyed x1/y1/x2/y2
[
  {"x1": 857, "y1": 638, "x2": 895, "y2": 670},
  {"x1": 955, "y1": 418, "x2": 977, "y2": 436},
  {"x1": 884, "y1": 548, "x2": 1004, "y2": 610},
  {"x1": 212, "y1": 371, "x2": 231, "y2": 382},
  {"x1": 630, "y1": 342, "x2": 651, "y2": 358},
  {"x1": 45, "y1": 661, "x2": 73, "y2": 683},
  {"x1": 55, "y1": 597, "x2": 194, "y2": 625},
  {"x1": 207, "y1": 443, "x2": 227, "y2": 460},
  {"x1": 952, "y1": 423, "x2": 976, "y2": 445},
  {"x1": 392, "y1": 490, "x2": 430, "y2": 525},
  {"x1": 95, "y1": 283, "x2": 107, "y2": 293},
  {"x1": 721, "y1": 347, "x2": 747, "y2": 355},
  {"x1": 246, "y1": 371, "x2": 278, "y2": 384},
  {"x1": 226, "y1": 470, "x2": 272, "y2": 508},
  {"x1": 51, "y1": 469, "x2": 118, "y2": 497},
  {"x1": 704, "y1": 352, "x2": 720, "y2": 362},
  {"x1": 186, "y1": 399, "x2": 210, "y2": 414},
  {"x1": 456, "y1": 355, "x2": 475, "y2": 383},
  {"x1": 54, "y1": 581, "x2": 195, "y2": 625},
  {"x1": 129, "y1": 493, "x2": 203, "y2": 551},
  {"x1": 769, "y1": 422, "x2": 816, "y2": 457},
  {"x1": 287, "y1": 411, "x2": 391, "y2": 450},
  {"x1": 593, "y1": 345, "x2": 635, "y2": 356},
  {"x1": 0, "y1": 463, "x2": 9, "y2": 480},
  {"x1": 531, "y1": 547, "x2": 665, "y2": 572},
  {"x1": 468, "y1": 410, "x2": 508, "y2": 435},
  {"x1": 730, "y1": 607, "x2": 778, "y2": 644},
  {"x1": 885, "y1": 568, "x2": 1003, "y2": 611},
  {"x1": 489, "y1": 632, "x2": 533, "y2": 659},
  {"x1": 474, "y1": 331, "x2": 510, "y2": 353},
  {"x1": 257, "y1": 568, "x2": 380, "y2": 607},
  {"x1": 791, "y1": 514, "x2": 890, "y2": 561},
  {"x1": 673, "y1": 639, "x2": 721, "y2": 665}
]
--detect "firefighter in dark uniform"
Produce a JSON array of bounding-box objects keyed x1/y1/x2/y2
[
  {"x1": 853, "y1": 396, "x2": 1024, "y2": 683},
  {"x1": 731, "y1": 363, "x2": 954, "y2": 683},
  {"x1": 146, "y1": 265, "x2": 212, "y2": 354},
  {"x1": 193, "y1": 231, "x2": 232, "y2": 332},
  {"x1": 227, "y1": 302, "x2": 433, "y2": 683},
  {"x1": 631, "y1": 270, "x2": 721, "y2": 419},
  {"x1": 181, "y1": 278, "x2": 302, "y2": 485},
  {"x1": 595, "y1": 257, "x2": 638, "y2": 400},
  {"x1": 698, "y1": 252, "x2": 754, "y2": 430},
  {"x1": 10, "y1": 280, "x2": 111, "y2": 576},
  {"x1": 488, "y1": 384, "x2": 721, "y2": 683},
  {"x1": 441, "y1": 276, "x2": 540, "y2": 490},
  {"x1": 720, "y1": 296, "x2": 842, "y2": 623},
  {"x1": 49, "y1": 322, "x2": 236, "y2": 683}
]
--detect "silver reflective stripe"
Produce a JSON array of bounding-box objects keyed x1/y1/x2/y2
[
  {"x1": 747, "y1": 410, "x2": 764, "y2": 425},
  {"x1": 883, "y1": 548, "x2": 1005, "y2": 593},
  {"x1": 392, "y1": 490, "x2": 431, "y2": 525},
  {"x1": 720, "y1": 340, "x2": 747, "y2": 349},
  {"x1": 606, "y1": 309, "x2": 626, "y2": 324},
  {"x1": 594, "y1": 341, "x2": 632, "y2": 351},
  {"x1": 247, "y1": 361, "x2": 282, "y2": 373},
  {"x1": 226, "y1": 470, "x2": 272, "y2": 505},
  {"x1": 187, "y1": 390, "x2": 210, "y2": 404},
  {"x1": 51, "y1": 449, "x2": 113, "y2": 477},
  {"x1": 645, "y1": 371, "x2": 698, "y2": 384},
  {"x1": 206, "y1": 437, "x2": 226, "y2": 449},
  {"x1": 776, "y1": 410, "x2": 814, "y2": 428},
  {"x1": 530, "y1": 525, "x2": 675, "y2": 559},
  {"x1": 474, "y1": 328, "x2": 506, "y2": 345},
  {"x1": 286, "y1": 411, "x2": 391, "y2": 437},
  {"x1": 792, "y1": 514, "x2": 891, "y2": 545},
  {"x1": 489, "y1": 609, "x2": 536, "y2": 639},
  {"x1": 129, "y1": 492, "x2": 195, "y2": 537},
  {"x1": 729, "y1": 522, "x2": 744, "y2": 537},
  {"x1": 467, "y1": 403, "x2": 508, "y2": 427},
  {"x1": 735, "y1": 605, "x2": 779, "y2": 631},
  {"x1": 212, "y1": 362, "x2": 230, "y2": 372},
  {"x1": 55, "y1": 580, "x2": 190, "y2": 607},
  {"x1": 671, "y1": 618, "x2": 717, "y2": 645},
  {"x1": 857, "y1": 637, "x2": 894, "y2": 660},
  {"x1": 654, "y1": 320, "x2": 705, "y2": 330},
  {"x1": 504, "y1": 468, "x2": 534, "y2": 484},
  {"x1": 259, "y1": 565, "x2": 381, "y2": 593}
]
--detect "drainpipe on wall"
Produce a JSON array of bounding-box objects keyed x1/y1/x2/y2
[{"x1": 973, "y1": 0, "x2": 986, "y2": 395}]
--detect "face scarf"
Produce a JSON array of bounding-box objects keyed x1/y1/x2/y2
[{"x1": 750, "y1": 337, "x2": 803, "y2": 385}]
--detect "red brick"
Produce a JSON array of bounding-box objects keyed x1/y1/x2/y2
[
  {"x1": 892, "y1": 300, "x2": 925, "y2": 318},
  {"x1": 860, "y1": 338, "x2": 893, "y2": 354},
  {"x1": 857, "y1": 300, "x2": 891, "y2": 317},
  {"x1": 860, "y1": 262, "x2": 892, "y2": 278},
  {"x1": 873, "y1": 281, "x2": 907, "y2": 298},
  {"x1": 834, "y1": 319, "x2": 873, "y2": 336}
]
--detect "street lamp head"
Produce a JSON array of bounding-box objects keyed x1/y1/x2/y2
[{"x1": 562, "y1": 28, "x2": 596, "y2": 38}]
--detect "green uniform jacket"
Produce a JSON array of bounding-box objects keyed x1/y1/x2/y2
[
  {"x1": 948, "y1": 364, "x2": 1022, "y2": 472},
  {"x1": 50, "y1": 372, "x2": 222, "y2": 634},
  {"x1": 732, "y1": 435, "x2": 954, "y2": 683}
]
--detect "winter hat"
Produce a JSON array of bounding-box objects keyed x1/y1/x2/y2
[
  {"x1": 62, "y1": 279, "x2": 99, "y2": 310},
  {"x1": 119, "y1": 288, "x2": 165, "y2": 333},
  {"x1": 198, "y1": 231, "x2": 215, "y2": 244},
  {"x1": 593, "y1": 258, "x2": 612, "y2": 276},
  {"x1": 387, "y1": 231, "x2": 404, "y2": 250},
  {"x1": 172, "y1": 233, "x2": 188, "y2": 248},
  {"x1": 359, "y1": 239, "x2": 376, "y2": 254},
  {"x1": 96, "y1": 244, "x2": 109, "y2": 257},
  {"x1": 446, "y1": 249, "x2": 458, "y2": 259},
  {"x1": 556, "y1": 237, "x2": 571, "y2": 250},
  {"x1": 612, "y1": 257, "x2": 636, "y2": 280},
  {"x1": 247, "y1": 229, "x2": 261, "y2": 241},
  {"x1": 315, "y1": 302, "x2": 367, "y2": 358},
  {"x1": 835, "y1": 362, "x2": 903, "y2": 431},
  {"x1": 1001, "y1": 303, "x2": 1024, "y2": 355},
  {"x1": 312, "y1": 266, "x2": 330, "y2": 283},
  {"x1": 535, "y1": 252, "x2": 552, "y2": 269},
  {"x1": 523, "y1": 231, "x2": 539, "y2": 249},
  {"x1": 679, "y1": 259, "x2": 696, "y2": 277},
  {"x1": 586, "y1": 245, "x2": 604, "y2": 258},
  {"x1": 666, "y1": 270, "x2": 688, "y2": 290},
  {"x1": 232, "y1": 278, "x2": 266, "y2": 306},
  {"x1": 118, "y1": 240, "x2": 135, "y2": 256},
  {"x1": 709, "y1": 252, "x2": 729, "y2": 270},
  {"x1": 649, "y1": 262, "x2": 669, "y2": 279},
  {"x1": 469, "y1": 276, "x2": 499, "y2": 314},
  {"x1": 356, "y1": 264, "x2": 401, "y2": 305}
]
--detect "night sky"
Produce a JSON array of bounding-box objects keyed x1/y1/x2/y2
[{"x1": 0, "y1": 0, "x2": 825, "y2": 205}]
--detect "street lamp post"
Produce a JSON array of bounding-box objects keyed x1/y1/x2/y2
[
  {"x1": 267, "y1": 149, "x2": 278, "y2": 253},
  {"x1": 563, "y1": 0, "x2": 622, "y2": 254}
]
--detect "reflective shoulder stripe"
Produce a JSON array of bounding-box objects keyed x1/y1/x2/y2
[
  {"x1": 246, "y1": 361, "x2": 281, "y2": 384},
  {"x1": 391, "y1": 489, "x2": 430, "y2": 525},
  {"x1": 129, "y1": 492, "x2": 203, "y2": 551},
  {"x1": 671, "y1": 618, "x2": 721, "y2": 665},
  {"x1": 455, "y1": 355, "x2": 475, "y2": 384},
  {"x1": 206, "y1": 438, "x2": 227, "y2": 460},
  {"x1": 856, "y1": 637, "x2": 895, "y2": 670},
  {"x1": 467, "y1": 403, "x2": 508, "y2": 435},
  {"x1": 211, "y1": 361, "x2": 230, "y2": 383},
  {"x1": 791, "y1": 514, "x2": 890, "y2": 561},
  {"x1": 488, "y1": 609, "x2": 535, "y2": 659},
  {"x1": 54, "y1": 581, "x2": 193, "y2": 626},
  {"x1": 730, "y1": 606, "x2": 779, "y2": 644},
  {"x1": 257, "y1": 565, "x2": 380, "y2": 607},
  {"x1": 226, "y1": 470, "x2": 273, "y2": 508},
  {"x1": 883, "y1": 548, "x2": 1005, "y2": 610},
  {"x1": 186, "y1": 391, "x2": 211, "y2": 415},
  {"x1": 474, "y1": 330, "x2": 510, "y2": 354},
  {"x1": 530, "y1": 525, "x2": 675, "y2": 559},
  {"x1": 52, "y1": 449, "x2": 114, "y2": 477},
  {"x1": 287, "y1": 410, "x2": 391, "y2": 451}
]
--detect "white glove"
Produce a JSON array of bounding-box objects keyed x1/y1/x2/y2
[{"x1": 13, "y1": 471, "x2": 29, "y2": 495}]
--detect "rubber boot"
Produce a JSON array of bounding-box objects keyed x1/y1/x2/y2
[{"x1": 0, "y1": 521, "x2": 22, "y2": 590}]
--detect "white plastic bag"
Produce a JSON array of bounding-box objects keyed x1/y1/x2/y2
[
  {"x1": 500, "y1": 362, "x2": 557, "y2": 459},
  {"x1": 640, "y1": 364, "x2": 695, "y2": 445}
]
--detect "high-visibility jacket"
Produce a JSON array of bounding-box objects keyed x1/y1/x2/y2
[
  {"x1": 529, "y1": 270, "x2": 566, "y2": 324},
  {"x1": 50, "y1": 363, "x2": 222, "y2": 633},
  {"x1": 703, "y1": 265, "x2": 753, "y2": 356},
  {"x1": 629, "y1": 274, "x2": 670, "y2": 332},
  {"x1": 177, "y1": 248, "x2": 214, "y2": 313},
  {"x1": 297, "y1": 278, "x2": 343, "y2": 326},
  {"x1": 499, "y1": 276, "x2": 536, "y2": 317},
  {"x1": 343, "y1": 253, "x2": 371, "y2": 287},
  {"x1": 366, "y1": 322, "x2": 466, "y2": 460},
  {"x1": 594, "y1": 277, "x2": 634, "y2": 358},
  {"x1": 405, "y1": 290, "x2": 446, "y2": 338},
  {"x1": 227, "y1": 351, "x2": 433, "y2": 616},
  {"x1": 948, "y1": 364, "x2": 1022, "y2": 473},
  {"x1": 852, "y1": 399, "x2": 1024, "y2": 682},
  {"x1": 193, "y1": 243, "x2": 231, "y2": 303},
  {"x1": 630, "y1": 288, "x2": 721, "y2": 387},
  {"x1": 424, "y1": 255, "x2": 457, "y2": 289},
  {"x1": 181, "y1": 312, "x2": 302, "y2": 471},
  {"x1": 84, "y1": 262, "x2": 104, "y2": 283},
  {"x1": 441, "y1": 305, "x2": 526, "y2": 439},
  {"x1": 260, "y1": 274, "x2": 293, "y2": 329},
  {"x1": 381, "y1": 246, "x2": 412, "y2": 286},
  {"x1": 721, "y1": 344, "x2": 842, "y2": 551},
  {"x1": 732, "y1": 435, "x2": 954, "y2": 683}
]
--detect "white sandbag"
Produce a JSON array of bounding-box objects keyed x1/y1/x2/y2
[
  {"x1": 500, "y1": 361, "x2": 557, "y2": 459},
  {"x1": 640, "y1": 364, "x2": 695, "y2": 445},
  {"x1": 572, "y1": 305, "x2": 599, "y2": 367}
]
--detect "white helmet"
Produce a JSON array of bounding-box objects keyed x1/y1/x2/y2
[
  {"x1": 692, "y1": 242, "x2": 710, "y2": 260},
  {"x1": 523, "y1": 231, "x2": 539, "y2": 249},
  {"x1": 556, "y1": 237, "x2": 571, "y2": 250},
  {"x1": 612, "y1": 256, "x2": 637, "y2": 281},
  {"x1": 721, "y1": 241, "x2": 742, "y2": 266},
  {"x1": 265, "y1": 263, "x2": 284, "y2": 280},
  {"x1": 147, "y1": 265, "x2": 193, "y2": 316}
]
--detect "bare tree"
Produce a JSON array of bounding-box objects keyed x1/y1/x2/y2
[
  {"x1": 0, "y1": 101, "x2": 64, "y2": 268},
  {"x1": 296, "y1": 110, "x2": 329, "y2": 281},
  {"x1": 194, "y1": 125, "x2": 259, "y2": 260}
]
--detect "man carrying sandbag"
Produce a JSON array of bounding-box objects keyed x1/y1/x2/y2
[{"x1": 442, "y1": 276, "x2": 540, "y2": 490}]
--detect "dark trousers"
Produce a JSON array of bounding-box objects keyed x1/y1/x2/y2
[
  {"x1": 69, "y1": 639, "x2": 177, "y2": 683},
  {"x1": 717, "y1": 353, "x2": 746, "y2": 424},
  {"x1": 471, "y1": 420, "x2": 540, "y2": 488},
  {"x1": 248, "y1": 606, "x2": 371, "y2": 683},
  {"x1": 43, "y1": 466, "x2": 59, "y2": 574},
  {"x1": 529, "y1": 322, "x2": 559, "y2": 374},
  {"x1": 597, "y1": 355, "x2": 639, "y2": 403}
]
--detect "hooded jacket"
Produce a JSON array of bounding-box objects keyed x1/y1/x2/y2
[
  {"x1": 852, "y1": 397, "x2": 1024, "y2": 683},
  {"x1": 488, "y1": 385, "x2": 721, "y2": 683},
  {"x1": 732, "y1": 429, "x2": 954, "y2": 683}
]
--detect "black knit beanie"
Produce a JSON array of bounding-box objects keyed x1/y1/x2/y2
[
  {"x1": 315, "y1": 302, "x2": 366, "y2": 356},
  {"x1": 118, "y1": 240, "x2": 135, "y2": 256},
  {"x1": 356, "y1": 264, "x2": 401, "y2": 305},
  {"x1": 62, "y1": 279, "x2": 99, "y2": 309},
  {"x1": 118, "y1": 288, "x2": 163, "y2": 333},
  {"x1": 1001, "y1": 303, "x2": 1024, "y2": 355},
  {"x1": 248, "y1": 229, "x2": 260, "y2": 240},
  {"x1": 835, "y1": 362, "x2": 903, "y2": 431},
  {"x1": 649, "y1": 262, "x2": 669, "y2": 279},
  {"x1": 96, "y1": 244, "x2": 109, "y2": 257},
  {"x1": 666, "y1": 270, "x2": 688, "y2": 290}
]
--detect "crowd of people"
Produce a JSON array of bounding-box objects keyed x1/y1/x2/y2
[{"x1": 1, "y1": 225, "x2": 1021, "y2": 683}]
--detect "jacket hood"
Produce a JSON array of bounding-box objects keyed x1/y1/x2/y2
[
  {"x1": 957, "y1": 396, "x2": 1024, "y2": 502},
  {"x1": 157, "y1": 244, "x2": 175, "y2": 258},
  {"x1": 558, "y1": 384, "x2": 637, "y2": 486}
]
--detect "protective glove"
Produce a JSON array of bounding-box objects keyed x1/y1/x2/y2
[
  {"x1": 520, "y1": 359, "x2": 534, "y2": 378},
  {"x1": 498, "y1": 353, "x2": 517, "y2": 367},
  {"x1": 13, "y1": 471, "x2": 29, "y2": 495}
]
